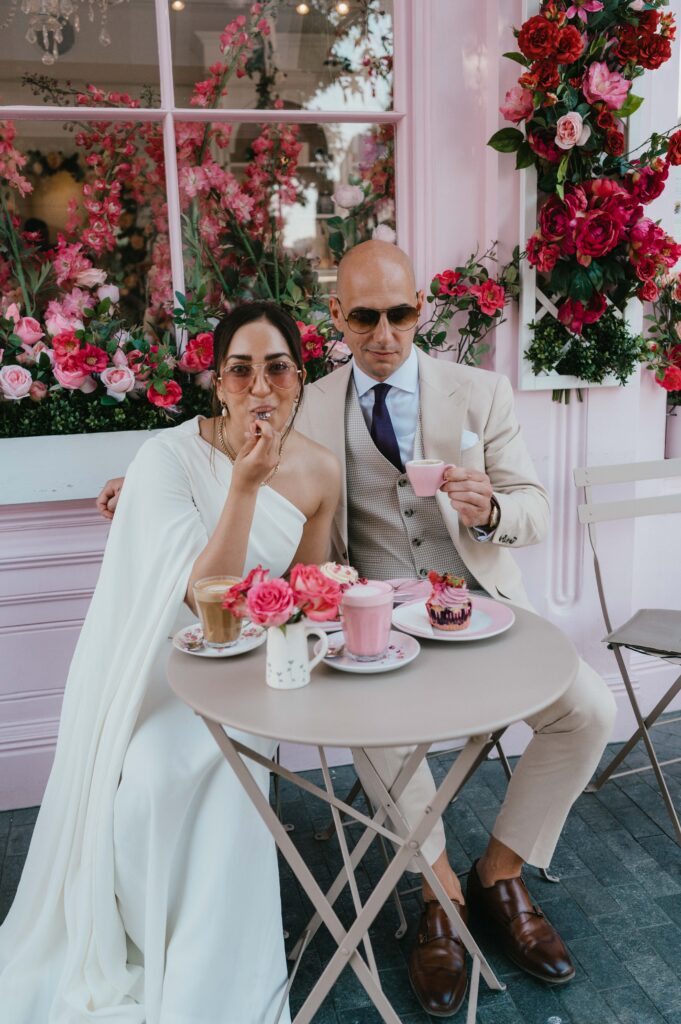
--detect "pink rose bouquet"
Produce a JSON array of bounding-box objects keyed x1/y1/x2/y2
[{"x1": 222, "y1": 563, "x2": 343, "y2": 629}]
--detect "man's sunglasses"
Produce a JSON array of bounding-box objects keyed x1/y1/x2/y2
[
  {"x1": 336, "y1": 300, "x2": 419, "y2": 335},
  {"x1": 217, "y1": 359, "x2": 303, "y2": 393}
]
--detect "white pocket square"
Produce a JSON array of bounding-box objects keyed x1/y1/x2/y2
[{"x1": 461, "y1": 429, "x2": 480, "y2": 451}]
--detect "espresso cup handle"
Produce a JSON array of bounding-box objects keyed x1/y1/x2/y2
[{"x1": 307, "y1": 627, "x2": 329, "y2": 671}]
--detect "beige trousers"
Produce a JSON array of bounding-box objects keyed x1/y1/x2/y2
[{"x1": 358, "y1": 657, "x2": 616, "y2": 871}]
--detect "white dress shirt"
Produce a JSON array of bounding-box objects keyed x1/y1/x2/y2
[{"x1": 352, "y1": 347, "x2": 420, "y2": 468}]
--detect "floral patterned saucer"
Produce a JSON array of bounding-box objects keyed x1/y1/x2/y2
[
  {"x1": 173, "y1": 622, "x2": 266, "y2": 658},
  {"x1": 317, "y1": 630, "x2": 421, "y2": 674}
]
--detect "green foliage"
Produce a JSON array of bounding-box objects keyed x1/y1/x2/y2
[
  {"x1": 0, "y1": 385, "x2": 212, "y2": 439},
  {"x1": 525, "y1": 307, "x2": 645, "y2": 389}
]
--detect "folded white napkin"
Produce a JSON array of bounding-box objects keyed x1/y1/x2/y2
[{"x1": 461, "y1": 429, "x2": 480, "y2": 451}]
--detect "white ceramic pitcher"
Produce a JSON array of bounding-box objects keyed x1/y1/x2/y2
[{"x1": 265, "y1": 620, "x2": 328, "y2": 690}]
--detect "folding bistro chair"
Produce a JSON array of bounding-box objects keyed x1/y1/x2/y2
[{"x1": 574, "y1": 457, "x2": 681, "y2": 843}]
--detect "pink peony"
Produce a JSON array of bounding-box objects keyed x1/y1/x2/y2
[
  {"x1": 555, "y1": 112, "x2": 592, "y2": 150},
  {"x1": 0, "y1": 364, "x2": 33, "y2": 400},
  {"x1": 469, "y1": 280, "x2": 505, "y2": 315},
  {"x1": 582, "y1": 62, "x2": 630, "y2": 110},
  {"x1": 333, "y1": 185, "x2": 364, "y2": 209},
  {"x1": 178, "y1": 332, "x2": 214, "y2": 373},
  {"x1": 246, "y1": 578, "x2": 297, "y2": 628},
  {"x1": 77, "y1": 343, "x2": 108, "y2": 375},
  {"x1": 100, "y1": 365, "x2": 136, "y2": 401},
  {"x1": 289, "y1": 563, "x2": 342, "y2": 622},
  {"x1": 14, "y1": 316, "x2": 43, "y2": 346},
  {"x1": 575, "y1": 210, "x2": 620, "y2": 263},
  {"x1": 53, "y1": 356, "x2": 92, "y2": 391},
  {"x1": 499, "y1": 85, "x2": 535, "y2": 124}
]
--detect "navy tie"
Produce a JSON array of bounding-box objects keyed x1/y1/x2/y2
[{"x1": 370, "y1": 383, "x2": 403, "y2": 472}]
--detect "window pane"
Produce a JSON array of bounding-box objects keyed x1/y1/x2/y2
[
  {"x1": 172, "y1": 0, "x2": 393, "y2": 112},
  {"x1": 0, "y1": 1, "x2": 160, "y2": 106},
  {"x1": 175, "y1": 119, "x2": 395, "y2": 318},
  {"x1": 3, "y1": 116, "x2": 165, "y2": 324}
]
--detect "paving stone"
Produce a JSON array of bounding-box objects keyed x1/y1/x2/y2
[
  {"x1": 655, "y1": 893, "x2": 681, "y2": 929},
  {"x1": 567, "y1": 934, "x2": 624, "y2": 990},
  {"x1": 560, "y1": 872, "x2": 621, "y2": 919},
  {"x1": 556, "y1": 979, "x2": 619, "y2": 1024},
  {"x1": 602, "y1": 982, "x2": 670, "y2": 1024},
  {"x1": 499, "y1": 973, "x2": 570, "y2": 1024},
  {"x1": 622, "y1": 953, "x2": 681, "y2": 1014},
  {"x1": 477, "y1": 990, "x2": 528, "y2": 1024}
]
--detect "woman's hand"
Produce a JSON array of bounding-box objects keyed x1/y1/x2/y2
[{"x1": 230, "y1": 419, "x2": 282, "y2": 492}]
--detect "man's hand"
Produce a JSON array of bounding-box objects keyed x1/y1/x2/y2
[
  {"x1": 440, "y1": 466, "x2": 493, "y2": 529},
  {"x1": 96, "y1": 476, "x2": 124, "y2": 520}
]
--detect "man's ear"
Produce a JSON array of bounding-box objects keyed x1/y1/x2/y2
[
  {"x1": 329, "y1": 295, "x2": 345, "y2": 333},
  {"x1": 416, "y1": 288, "x2": 426, "y2": 314}
]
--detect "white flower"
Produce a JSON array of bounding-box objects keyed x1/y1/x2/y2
[
  {"x1": 372, "y1": 224, "x2": 396, "y2": 244},
  {"x1": 97, "y1": 283, "x2": 120, "y2": 305},
  {"x1": 333, "y1": 184, "x2": 364, "y2": 209},
  {"x1": 75, "y1": 268, "x2": 107, "y2": 288}
]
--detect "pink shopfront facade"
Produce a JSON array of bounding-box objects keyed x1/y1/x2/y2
[{"x1": 1, "y1": 0, "x2": 680, "y2": 809}]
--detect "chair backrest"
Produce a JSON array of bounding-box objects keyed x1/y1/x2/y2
[{"x1": 573, "y1": 457, "x2": 681, "y2": 633}]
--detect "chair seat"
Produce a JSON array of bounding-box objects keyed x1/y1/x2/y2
[{"x1": 605, "y1": 609, "x2": 681, "y2": 658}]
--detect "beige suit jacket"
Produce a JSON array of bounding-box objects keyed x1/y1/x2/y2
[{"x1": 295, "y1": 347, "x2": 549, "y2": 610}]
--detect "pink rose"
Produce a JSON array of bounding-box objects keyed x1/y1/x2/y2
[
  {"x1": 20, "y1": 340, "x2": 55, "y2": 367},
  {"x1": 53, "y1": 354, "x2": 91, "y2": 391},
  {"x1": 196, "y1": 369, "x2": 214, "y2": 390},
  {"x1": 582, "y1": 62, "x2": 630, "y2": 111},
  {"x1": 14, "y1": 316, "x2": 44, "y2": 346},
  {"x1": 178, "y1": 332, "x2": 214, "y2": 373},
  {"x1": 246, "y1": 579, "x2": 297, "y2": 628},
  {"x1": 100, "y1": 365, "x2": 136, "y2": 401},
  {"x1": 112, "y1": 346, "x2": 129, "y2": 368},
  {"x1": 555, "y1": 112, "x2": 592, "y2": 150},
  {"x1": 29, "y1": 380, "x2": 48, "y2": 402},
  {"x1": 147, "y1": 380, "x2": 183, "y2": 408},
  {"x1": 499, "y1": 85, "x2": 535, "y2": 124},
  {"x1": 333, "y1": 185, "x2": 364, "y2": 209},
  {"x1": 4, "y1": 303, "x2": 20, "y2": 324},
  {"x1": 0, "y1": 364, "x2": 33, "y2": 400},
  {"x1": 74, "y1": 267, "x2": 107, "y2": 288},
  {"x1": 469, "y1": 280, "x2": 505, "y2": 315},
  {"x1": 222, "y1": 566, "x2": 269, "y2": 618},
  {"x1": 45, "y1": 308, "x2": 84, "y2": 336},
  {"x1": 289, "y1": 564, "x2": 342, "y2": 622}
]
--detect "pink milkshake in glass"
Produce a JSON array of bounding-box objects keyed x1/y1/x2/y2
[{"x1": 341, "y1": 580, "x2": 394, "y2": 662}]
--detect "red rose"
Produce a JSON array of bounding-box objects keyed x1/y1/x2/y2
[
  {"x1": 527, "y1": 129, "x2": 562, "y2": 164},
  {"x1": 595, "y1": 107, "x2": 616, "y2": 132},
  {"x1": 531, "y1": 59, "x2": 560, "y2": 92},
  {"x1": 575, "y1": 210, "x2": 620, "y2": 263},
  {"x1": 638, "y1": 279, "x2": 660, "y2": 302},
  {"x1": 637, "y1": 31, "x2": 672, "y2": 70},
  {"x1": 147, "y1": 379, "x2": 182, "y2": 407},
  {"x1": 612, "y1": 25, "x2": 639, "y2": 65},
  {"x1": 605, "y1": 129, "x2": 625, "y2": 157},
  {"x1": 638, "y1": 10, "x2": 660, "y2": 32},
  {"x1": 434, "y1": 269, "x2": 468, "y2": 297},
  {"x1": 555, "y1": 25, "x2": 584, "y2": 64},
  {"x1": 660, "y1": 365, "x2": 681, "y2": 391},
  {"x1": 526, "y1": 234, "x2": 561, "y2": 273},
  {"x1": 517, "y1": 15, "x2": 559, "y2": 59},
  {"x1": 557, "y1": 293, "x2": 607, "y2": 334},
  {"x1": 469, "y1": 280, "x2": 505, "y2": 315},
  {"x1": 625, "y1": 159, "x2": 669, "y2": 204},
  {"x1": 539, "y1": 194, "x2": 571, "y2": 241},
  {"x1": 635, "y1": 256, "x2": 658, "y2": 281},
  {"x1": 667, "y1": 131, "x2": 681, "y2": 166}
]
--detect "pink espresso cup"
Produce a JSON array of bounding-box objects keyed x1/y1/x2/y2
[
  {"x1": 341, "y1": 581, "x2": 394, "y2": 662},
  {"x1": 405, "y1": 459, "x2": 455, "y2": 497}
]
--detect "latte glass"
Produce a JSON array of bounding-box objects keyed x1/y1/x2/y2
[
  {"x1": 341, "y1": 581, "x2": 394, "y2": 662},
  {"x1": 193, "y1": 576, "x2": 242, "y2": 648}
]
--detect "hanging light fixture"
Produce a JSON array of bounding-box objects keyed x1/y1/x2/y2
[
  {"x1": 170, "y1": 0, "x2": 185, "y2": 9},
  {"x1": 295, "y1": 2, "x2": 310, "y2": 14},
  {"x1": 18, "y1": 0, "x2": 129, "y2": 65},
  {"x1": 335, "y1": 1, "x2": 350, "y2": 14}
]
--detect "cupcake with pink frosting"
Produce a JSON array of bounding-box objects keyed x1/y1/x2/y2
[{"x1": 426, "y1": 571, "x2": 472, "y2": 631}]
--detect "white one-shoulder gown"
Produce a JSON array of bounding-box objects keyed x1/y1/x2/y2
[{"x1": 0, "y1": 416, "x2": 303, "y2": 1024}]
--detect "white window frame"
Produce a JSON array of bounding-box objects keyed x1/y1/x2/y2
[{"x1": 1, "y1": 0, "x2": 408, "y2": 326}]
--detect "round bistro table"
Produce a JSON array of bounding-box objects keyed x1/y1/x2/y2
[{"x1": 167, "y1": 605, "x2": 579, "y2": 1024}]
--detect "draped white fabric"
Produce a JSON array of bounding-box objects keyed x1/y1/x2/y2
[{"x1": 0, "y1": 417, "x2": 304, "y2": 1023}]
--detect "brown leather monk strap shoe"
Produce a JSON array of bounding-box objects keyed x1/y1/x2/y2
[
  {"x1": 408, "y1": 900, "x2": 468, "y2": 1018},
  {"x1": 466, "y1": 860, "x2": 575, "y2": 985}
]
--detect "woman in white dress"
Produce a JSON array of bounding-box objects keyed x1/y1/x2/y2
[{"x1": 0, "y1": 302, "x2": 341, "y2": 1024}]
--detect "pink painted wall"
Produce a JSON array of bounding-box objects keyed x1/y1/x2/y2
[{"x1": 2, "y1": 0, "x2": 681, "y2": 805}]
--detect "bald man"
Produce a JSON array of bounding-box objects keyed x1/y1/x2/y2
[{"x1": 98, "y1": 242, "x2": 616, "y2": 1018}]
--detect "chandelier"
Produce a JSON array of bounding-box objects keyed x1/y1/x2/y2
[{"x1": 2, "y1": 0, "x2": 129, "y2": 65}]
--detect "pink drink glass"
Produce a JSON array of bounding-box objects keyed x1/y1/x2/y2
[{"x1": 341, "y1": 581, "x2": 394, "y2": 662}]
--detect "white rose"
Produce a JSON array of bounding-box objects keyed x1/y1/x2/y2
[
  {"x1": 97, "y1": 283, "x2": 120, "y2": 304},
  {"x1": 75, "y1": 268, "x2": 107, "y2": 288},
  {"x1": 372, "y1": 224, "x2": 396, "y2": 243}
]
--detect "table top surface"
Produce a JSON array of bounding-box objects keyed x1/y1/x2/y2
[{"x1": 167, "y1": 605, "x2": 579, "y2": 748}]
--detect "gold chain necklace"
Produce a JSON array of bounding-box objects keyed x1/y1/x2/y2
[{"x1": 217, "y1": 417, "x2": 282, "y2": 488}]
